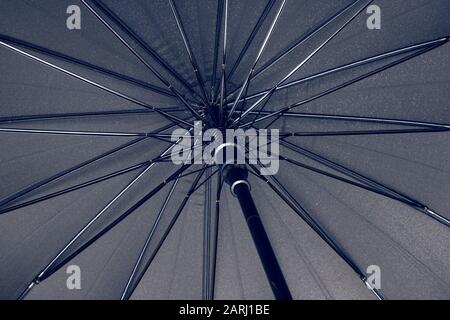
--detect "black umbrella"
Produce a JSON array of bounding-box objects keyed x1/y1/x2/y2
[{"x1": 0, "y1": 0, "x2": 449, "y2": 300}]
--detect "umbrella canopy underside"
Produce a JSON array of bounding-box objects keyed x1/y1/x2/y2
[{"x1": 0, "y1": 0, "x2": 449, "y2": 300}]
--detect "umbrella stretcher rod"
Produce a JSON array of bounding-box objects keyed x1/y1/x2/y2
[{"x1": 215, "y1": 144, "x2": 292, "y2": 300}]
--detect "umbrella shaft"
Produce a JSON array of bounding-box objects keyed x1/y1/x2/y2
[{"x1": 233, "y1": 182, "x2": 292, "y2": 300}]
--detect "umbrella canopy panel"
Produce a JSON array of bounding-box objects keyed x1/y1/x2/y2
[{"x1": 0, "y1": 0, "x2": 449, "y2": 300}]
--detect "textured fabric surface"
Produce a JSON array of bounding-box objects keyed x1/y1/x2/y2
[{"x1": 0, "y1": 0, "x2": 449, "y2": 300}]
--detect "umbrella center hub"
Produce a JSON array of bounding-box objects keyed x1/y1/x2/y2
[{"x1": 202, "y1": 102, "x2": 222, "y2": 128}]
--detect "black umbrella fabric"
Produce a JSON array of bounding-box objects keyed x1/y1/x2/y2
[{"x1": 0, "y1": 0, "x2": 449, "y2": 300}]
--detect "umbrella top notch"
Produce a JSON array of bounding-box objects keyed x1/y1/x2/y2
[{"x1": 202, "y1": 101, "x2": 224, "y2": 129}]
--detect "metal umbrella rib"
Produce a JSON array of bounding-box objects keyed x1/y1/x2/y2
[
  {"x1": 202, "y1": 167, "x2": 212, "y2": 300},
  {"x1": 227, "y1": 0, "x2": 286, "y2": 120},
  {"x1": 209, "y1": 173, "x2": 224, "y2": 300},
  {"x1": 80, "y1": 0, "x2": 207, "y2": 122},
  {"x1": 168, "y1": 0, "x2": 209, "y2": 104},
  {"x1": 0, "y1": 121, "x2": 182, "y2": 209},
  {"x1": 120, "y1": 176, "x2": 180, "y2": 300},
  {"x1": 240, "y1": 39, "x2": 449, "y2": 128},
  {"x1": 225, "y1": 0, "x2": 361, "y2": 101},
  {"x1": 225, "y1": 0, "x2": 276, "y2": 84},
  {"x1": 0, "y1": 34, "x2": 174, "y2": 98},
  {"x1": 280, "y1": 140, "x2": 450, "y2": 227},
  {"x1": 120, "y1": 166, "x2": 208, "y2": 300},
  {"x1": 1, "y1": 0, "x2": 449, "y2": 301},
  {"x1": 0, "y1": 41, "x2": 194, "y2": 128},
  {"x1": 0, "y1": 161, "x2": 149, "y2": 216},
  {"x1": 228, "y1": 37, "x2": 447, "y2": 106},
  {"x1": 247, "y1": 164, "x2": 385, "y2": 300},
  {"x1": 91, "y1": 0, "x2": 205, "y2": 104},
  {"x1": 19, "y1": 159, "x2": 194, "y2": 299},
  {"x1": 244, "y1": 110, "x2": 450, "y2": 130},
  {"x1": 217, "y1": 0, "x2": 229, "y2": 125},
  {"x1": 231, "y1": 0, "x2": 374, "y2": 127}
]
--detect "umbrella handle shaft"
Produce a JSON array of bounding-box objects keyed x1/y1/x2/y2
[{"x1": 227, "y1": 166, "x2": 292, "y2": 300}]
